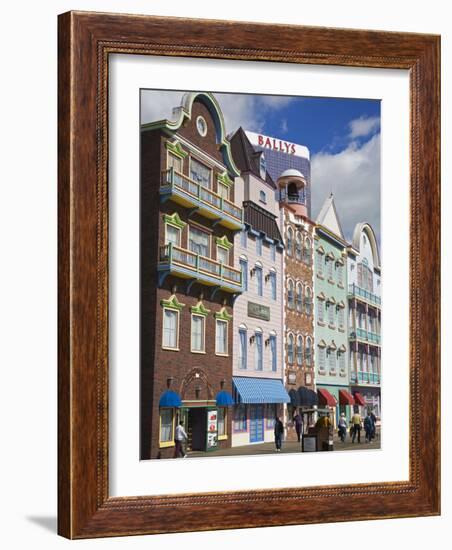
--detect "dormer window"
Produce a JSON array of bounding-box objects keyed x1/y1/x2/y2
[
  {"x1": 259, "y1": 190, "x2": 267, "y2": 204},
  {"x1": 259, "y1": 153, "x2": 266, "y2": 179}
]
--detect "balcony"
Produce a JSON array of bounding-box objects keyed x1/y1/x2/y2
[
  {"x1": 160, "y1": 169, "x2": 244, "y2": 230},
  {"x1": 348, "y1": 283, "x2": 381, "y2": 307},
  {"x1": 158, "y1": 243, "x2": 243, "y2": 293},
  {"x1": 349, "y1": 327, "x2": 381, "y2": 346},
  {"x1": 351, "y1": 371, "x2": 381, "y2": 385}
]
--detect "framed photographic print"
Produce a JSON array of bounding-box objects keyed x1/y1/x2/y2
[{"x1": 58, "y1": 11, "x2": 440, "y2": 538}]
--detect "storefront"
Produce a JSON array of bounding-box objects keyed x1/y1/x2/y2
[
  {"x1": 287, "y1": 386, "x2": 318, "y2": 439},
  {"x1": 352, "y1": 388, "x2": 381, "y2": 418},
  {"x1": 231, "y1": 376, "x2": 290, "y2": 447}
]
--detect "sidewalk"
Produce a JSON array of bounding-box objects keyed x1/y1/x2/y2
[{"x1": 187, "y1": 433, "x2": 380, "y2": 458}]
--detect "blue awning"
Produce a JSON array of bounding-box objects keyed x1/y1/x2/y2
[
  {"x1": 216, "y1": 390, "x2": 234, "y2": 406},
  {"x1": 233, "y1": 377, "x2": 290, "y2": 404},
  {"x1": 159, "y1": 390, "x2": 182, "y2": 408}
]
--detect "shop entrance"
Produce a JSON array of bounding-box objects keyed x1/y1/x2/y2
[
  {"x1": 187, "y1": 408, "x2": 205, "y2": 451},
  {"x1": 249, "y1": 404, "x2": 264, "y2": 443}
]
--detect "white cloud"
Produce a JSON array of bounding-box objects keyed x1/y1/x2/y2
[
  {"x1": 311, "y1": 133, "x2": 381, "y2": 244},
  {"x1": 348, "y1": 115, "x2": 380, "y2": 139}
]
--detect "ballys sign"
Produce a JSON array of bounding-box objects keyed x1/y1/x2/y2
[{"x1": 257, "y1": 134, "x2": 296, "y2": 154}]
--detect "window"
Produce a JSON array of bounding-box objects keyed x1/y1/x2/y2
[
  {"x1": 165, "y1": 224, "x2": 180, "y2": 246},
  {"x1": 338, "y1": 307, "x2": 345, "y2": 329},
  {"x1": 328, "y1": 350, "x2": 336, "y2": 372},
  {"x1": 287, "y1": 228, "x2": 293, "y2": 257},
  {"x1": 297, "y1": 335, "x2": 303, "y2": 366},
  {"x1": 339, "y1": 352, "x2": 346, "y2": 373},
  {"x1": 316, "y1": 249, "x2": 324, "y2": 275},
  {"x1": 288, "y1": 280, "x2": 295, "y2": 309},
  {"x1": 240, "y1": 258, "x2": 248, "y2": 291},
  {"x1": 259, "y1": 153, "x2": 267, "y2": 179},
  {"x1": 234, "y1": 404, "x2": 247, "y2": 431},
  {"x1": 337, "y1": 261, "x2": 344, "y2": 285},
  {"x1": 238, "y1": 327, "x2": 247, "y2": 370},
  {"x1": 255, "y1": 265, "x2": 263, "y2": 296},
  {"x1": 328, "y1": 303, "x2": 335, "y2": 326},
  {"x1": 218, "y1": 407, "x2": 227, "y2": 437},
  {"x1": 304, "y1": 238, "x2": 311, "y2": 263},
  {"x1": 218, "y1": 182, "x2": 229, "y2": 200},
  {"x1": 296, "y1": 232, "x2": 302, "y2": 260},
  {"x1": 305, "y1": 287, "x2": 312, "y2": 316},
  {"x1": 256, "y1": 236, "x2": 262, "y2": 256},
  {"x1": 270, "y1": 243, "x2": 276, "y2": 262},
  {"x1": 191, "y1": 314, "x2": 205, "y2": 352},
  {"x1": 159, "y1": 408, "x2": 174, "y2": 444},
  {"x1": 241, "y1": 228, "x2": 247, "y2": 248},
  {"x1": 196, "y1": 115, "x2": 207, "y2": 136},
  {"x1": 317, "y1": 299, "x2": 324, "y2": 323},
  {"x1": 296, "y1": 283, "x2": 303, "y2": 312},
  {"x1": 288, "y1": 334, "x2": 295, "y2": 365},
  {"x1": 189, "y1": 226, "x2": 209, "y2": 257},
  {"x1": 318, "y1": 346, "x2": 326, "y2": 371},
  {"x1": 190, "y1": 158, "x2": 211, "y2": 188},
  {"x1": 255, "y1": 331, "x2": 263, "y2": 370},
  {"x1": 259, "y1": 190, "x2": 267, "y2": 204},
  {"x1": 270, "y1": 334, "x2": 277, "y2": 371},
  {"x1": 217, "y1": 246, "x2": 229, "y2": 265},
  {"x1": 162, "y1": 309, "x2": 179, "y2": 349},
  {"x1": 216, "y1": 320, "x2": 228, "y2": 355},
  {"x1": 270, "y1": 271, "x2": 277, "y2": 300},
  {"x1": 168, "y1": 153, "x2": 183, "y2": 173},
  {"x1": 266, "y1": 404, "x2": 276, "y2": 429},
  {"x1": 327, "y1": 256, "x2": 334, "y2": 280},
  {"x1": 305, "y1": 337, "x2": 312, "y2": 366}
]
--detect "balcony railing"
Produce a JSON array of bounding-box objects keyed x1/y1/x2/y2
[
  {"x1": 160, "y1": 168, "x2": 243, "y2": 229},
  {"x1": 348, "y1": 283, "x2": 381, "y2": 307},
  {"x1": 352, "y1": 371, "x2": 381, "y2": 385},
  {"x1": 159, "y1": 243, "x2": 242, "y2": 291},
  {"x1": 349, "y1": 327, "x2": 381, "y2": 345}
]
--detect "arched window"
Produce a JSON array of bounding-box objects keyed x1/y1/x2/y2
[
  {"x1": 288, "y1": 279, "x2": 295, "y2": 309},
  {"x1": 317, "y1": 297, "x2": 324, "y2": 322},
  {"x1": 305, "y1": 287, "x2": 312, "y2": 316},
  {"x1": 288, "y1": 333, "x2": 295, "y2": 364},
  {"x1": 316, "y1": 248, "x2": 324, "y2": 276},
  {"x1": 295, "y1": 232, "x2": 302, "y2": 260},
  {"x1": 287, "y1": 227, "x2": 293, "y2": 257},
  {"x1": 296, "y1": 282, "x2": 303, "y2": 312},
  {"x1": 303, "y1": 237, "x2": 312, "y2": 264},
  {"x1": 296, "y1": 335, "x2": 303, "y2": 366},
  {"x1": 305, "y1": 337, "x2": 312, "y2": 366}
]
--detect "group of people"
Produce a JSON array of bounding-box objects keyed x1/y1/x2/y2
[{"x1": 338, "y1": 410, "x2": 377, "y2": 443}]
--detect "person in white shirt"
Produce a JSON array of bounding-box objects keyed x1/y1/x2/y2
[{"x1": 174, "y1": 420, "x2": 188, "y2": 458}]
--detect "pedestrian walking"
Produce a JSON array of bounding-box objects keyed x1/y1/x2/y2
[
  {"x1": 293, "y1": 412, "x2": 303, "y2": 442},
  {"x1": 364, "y1": 413, "x2": 373, "y2": 442},
  {"x1": 174, "y1": 420, "x2": 188, "y2": 458},
  {"x1": 274, "y1": 416, "x2": 284, "y2": 452},
  {"x1": 351, "y1": 410, "x2": 362, "y2": 443},
  {"x1": 338, "y1": 413, "x2": 347, "y2": 442},
  {"x1": 370, "y1": 411, "x2": 377, "y2": 440}
]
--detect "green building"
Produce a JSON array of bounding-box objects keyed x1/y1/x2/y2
[{"x1": 314, "y1": 194, "x2": 354, "y2": 425}]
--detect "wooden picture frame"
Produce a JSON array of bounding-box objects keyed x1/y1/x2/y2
[{"x1": 58, "y1": 11, "x2": 440, "y2": 538}]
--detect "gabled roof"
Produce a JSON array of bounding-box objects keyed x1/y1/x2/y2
[
  {"x1": 229, "y1": 127, "x2": 276, "y2": 188},
  {"x1": 316, "y1": 193, "x2": 345, "y2": 239}
]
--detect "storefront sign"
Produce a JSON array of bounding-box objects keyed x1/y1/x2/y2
[
  {"x1": 206, "y1": 409, "x2": 218, "y2": 449},
  {"x1": 248, "y1": 302, "x2": 270, "y2": 321}
]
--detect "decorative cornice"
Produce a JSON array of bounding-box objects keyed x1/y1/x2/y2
[
  {"x1": 215, "y1": 235, "x2": 233, "y2": 250},
  {"x1": 190, "y1": 301, "x2": 211, "y2": 317},
  {"x1": 160, "y1": 294, "x2": 185, "y2": 311},
  {"x1": 215, "y1": 307, "x2": 233, "y2": 321},
  {"x1": 165, "y1": 140, "x2": 188, "y2": 159},
  {"x1": 164, "y1": 212, "x2": 187, "y2": 230},
  {"x1": 217, "y1": 171, "x2": 234, "y2": 188}
]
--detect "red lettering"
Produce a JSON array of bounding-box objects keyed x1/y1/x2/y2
[
  {"x1": 291, "y1": 144, "x2": 296, "y2": 154},
  {"x1": 258, "y1": 134, "x2": 264, "y2": 146},
  {"x1": 265, "y1": 137, "x2": 272, "y2": 148}
]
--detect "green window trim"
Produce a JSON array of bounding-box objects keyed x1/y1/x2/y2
[
  {"x1": 165, "y1": 140, "x2": 188, "y2": 159},
  {"x1": 217, "y1": 171, "x2": 234, "y2": 188},
  {"x1": 215, "y1": 306, "x2": 233, "y2": 322},
  {"x1": 160, "y1": 294, "x2": 186, "y2": 312},
  {"x1": 214, "y1": 235, "x2": 233, "y2": 250},
  {"x1": 163, "y1": 212, "x2": 186, "y2": 230},
  {"x1": 190, "y1": 301, "x2": 211, "y2": 317}
]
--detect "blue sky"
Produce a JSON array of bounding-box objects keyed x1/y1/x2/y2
[{"x1": 141, "y1": 90, "x2": 381, "y2": 246}]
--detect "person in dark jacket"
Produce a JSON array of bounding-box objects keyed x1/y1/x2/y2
[
  {"x1": 293, "y1": 412, "x2": 303, "y2": 442},
  {"x1": 364, "y1": 413, "x2": 373, "y2": 442},
  {"x1": 274, "y1": 416, "x2": 284, "y2": 452}
]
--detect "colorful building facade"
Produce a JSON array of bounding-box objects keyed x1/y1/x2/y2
[
  {"x1": 229, "y1": 128, "x2": 289, "y2": 447},
  {"x1": 314, "y1": 195, "x2": 354, "y2": 425},
  {"x1": 347, "y1": 223, "x2": 382, "y2": 417},
  {"x1": 140, "y1": 92, "x2": 243, "y2": 459},
  {"x1": 277, "y1": 169, "x2": 317, "y2": 438}
]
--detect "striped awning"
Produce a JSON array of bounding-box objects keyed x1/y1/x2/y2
[{"x1": 233, "y1": 377, "x2": 290, "y2": 404}]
